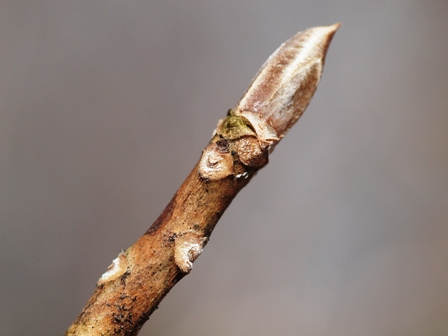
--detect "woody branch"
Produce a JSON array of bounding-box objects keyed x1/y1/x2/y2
[{"x1": 66, "y1": 23, "x2": 340, "y2": 336}]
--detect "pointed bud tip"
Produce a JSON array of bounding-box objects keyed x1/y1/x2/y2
[
  {"x1": 316, "y1": 22, "x2": 341, "y2": 49},
  {"x1": 312, "y1": 22, "x2": 341, "y2": 35},
  {"x1": 326, "y1": 22, "x2": 342, "y2": 31}
]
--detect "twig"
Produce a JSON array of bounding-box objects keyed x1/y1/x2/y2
[{"x1": 66, "y1": 23, "x2": 340, "y2": 336}]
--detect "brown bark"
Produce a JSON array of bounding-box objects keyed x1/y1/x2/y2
[{"x1": 66, "y1": 23, "x2": 340, "y2": 336}]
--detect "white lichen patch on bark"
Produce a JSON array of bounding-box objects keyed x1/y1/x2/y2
[
  {"x1": 235, "y1": 171, "x2": 249, "y2": 179},
  {"x1": 97, "y1": 251, "x2": 127, "y2": 285},
  {"x1": 174, "y1": 233, "x2": 207, "y2": 273}
]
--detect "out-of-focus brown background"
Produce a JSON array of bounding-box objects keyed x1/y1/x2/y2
[{"x1": 2, "y1": 1, "x2": 448, "y2": 335}]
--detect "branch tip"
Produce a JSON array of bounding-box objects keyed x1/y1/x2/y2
[{"x1": 235, "y1": 23, "x2": 340, "y2": 144}]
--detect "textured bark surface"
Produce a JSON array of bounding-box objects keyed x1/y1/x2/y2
[{"x1": 66, "y1": 23, "x2": 339, "y2": 336}]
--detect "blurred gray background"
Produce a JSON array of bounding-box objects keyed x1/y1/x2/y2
[{"x1": 2, "y1": 1, "x2": 448, "y2": 335}]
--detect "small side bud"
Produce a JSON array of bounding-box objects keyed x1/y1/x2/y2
[{"x1": 236, "y1": 136, "x2": 268, "y2": 167}]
